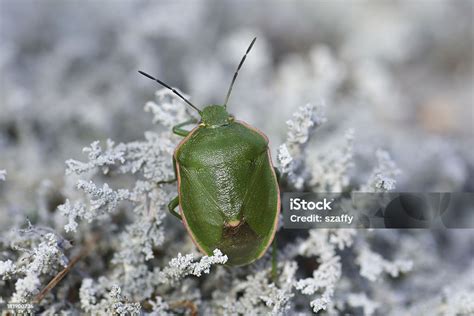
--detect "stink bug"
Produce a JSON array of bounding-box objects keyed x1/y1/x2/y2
[{"x1": 139, "y1": 38, "x2": 280, "y2": 266}]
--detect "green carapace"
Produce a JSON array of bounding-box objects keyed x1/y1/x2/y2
[{"x1": 139, "y1": 38, "x2": 280, "y2": 266}]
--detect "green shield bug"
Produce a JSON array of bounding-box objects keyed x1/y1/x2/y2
[{"x1": 139, "y1": 38, "x2": 280, "y2": 266}]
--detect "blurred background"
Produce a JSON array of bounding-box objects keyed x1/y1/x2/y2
[
  {"x1": 1, "y1": 0, "x2": 473, "y2": 211},
  {"x1": 0, "y1": 0, "x2": 473, "y2": 313}
]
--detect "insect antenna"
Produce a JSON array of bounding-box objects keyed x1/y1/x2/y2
[
  {"x1": 138, "y1": 70, "x2": 202, "y2": 114},
  {"x1": 223, "y1": 37, "x2": 257, "y2": 108}
]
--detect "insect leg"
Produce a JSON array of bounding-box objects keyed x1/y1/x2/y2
[
  {"x1": 172, "y1": 118, "x2": 198, "y2": 137},
  {"x1": 273, "y1": 167, "x2": 281, "y2": 183},
  {"x1": 271, "y1": 235, "x2": 278, "y2": 283},
  {"x1": 167, "y1": 196, "x2": 182, "y2": 220}
]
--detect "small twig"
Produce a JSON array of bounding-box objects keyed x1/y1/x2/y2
[
  {"x1": 170, "y1": 300, "x2": 198, "y2": 316},
  {"x1": 33, "y1": 235, "x2": 98, "y2": 304}
]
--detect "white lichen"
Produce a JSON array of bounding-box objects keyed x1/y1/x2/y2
[
  {"x1": 277, "y1": 103, "x2": 327, "y2": 189},
  {"x1": 295, "y1": 230, "x2": 344, "y2": 312},
  {"x1": 309, "y1": 128, "x2": 355, "y2": 192},
  {"x1": 2, "y1": 231, "x2": 68, "y2": 303},
  {"x1": 356, "y1": 246, "x2": 413, "y2": 282},
  {"x1": 361, "y1": 149, "x2": 401, "y2": 192},
  {"x1": 158, "y1": 249, "x2": 228, "y2": 283},
  {"x1": 144, "y1": 89, "x2": 195, "y2": 127},
  {"x1": 347, "y1": 293, "x2": 379, "y2": 316}
]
